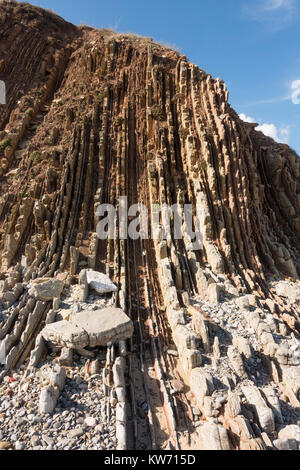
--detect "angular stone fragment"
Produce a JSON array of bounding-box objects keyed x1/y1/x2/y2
[
  {"x1": 242, "y1": 385, "x2": 275, "y2": 433},
  {"x1": 86, "y1": 269, "x2": 118, "y2": 294},
  {"x1": 213, "y1": 336, "x2": 221, "y2": 359},
  {"x1": 282, "y1": 366, "x2": 300, "y2": 398},
  {"x1": 41, "y1": 307, "x2": 133, "y2": 350},
  {"x1": 58, "y1": 347, "x2": 73, "y2": 367},
  {"x1": 203, "y1": 396, "x2": 216, "y2": 418},
  {"x1": 198, "y1": 423, "x2": 231, "y2": 450},
  {"x1": 273, "y1": 439, "x2": 299, "y2": 451},
  {"x1": 38, "y1": 365, "x2": 66, "y2": 414},
  {"x1": 29, "y1": 278, "x2": 64, "y2": 301},
  {"x1": 275, "y1": 281, "x2": 300, "y2": 304},
  {"x1": 232, "y1": 336, "x2": 252, "y2": 360},
  {"x1": 207, "y1": 283, "x2": 221, "y2": 303},
  {"x1": 167, "y1": 308, "x2": 186, "y2": 329},
  {"x1": 46, "y1": 364, "x2": 66, "y2": 390},
  {"x1": 235, "y1": 296, "x2": 250, "y2": 311},
  {"x1": 191, "y1": 309, "x2": 210, "y2": 353},
  {"x1": 39, "y1": 385, "x2": 60, "y2": 414},
  {"x1": 0, "y1": 340, "x2": 6, "y2": 366},
  {"x1": 264, "y1": 387, "x2": 283, "y2": 424},
  {"x1": 173, "y1": 325, "x2": 197, "y2": 353},
  {"x1": 225, "y1": 392, "x2": 242, "y2": 418},
  {"x1": 278, "y1": 425, "x2": 300, "y2": 442},
  {"x1": 228, "y1": 346, "x2": 247, "y2": 378},
  {"x1": 181, "y1": 349, "x2": 202, "y2": 371},
  {"x1": 190, "y1": 368, "x2": 214, "y2": 407}
]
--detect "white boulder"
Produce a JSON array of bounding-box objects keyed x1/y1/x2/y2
[{"x1": 86, "y1": 270, "x2": 118, "y2": 294}]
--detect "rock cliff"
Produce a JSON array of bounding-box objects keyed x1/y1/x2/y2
[{"x1": 0, "y1": 1, "x2": 299, "y2": 451}]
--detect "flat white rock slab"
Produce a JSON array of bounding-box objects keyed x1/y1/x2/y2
[
  {"x1": 71, "y1": 307, "x2": 133, "y2": 347},
  {"x1": 41, "y1": 308, "x2": 133, "y2": 349},
  {"x1": 86, "y1": 270, "x2": 118, "y2": 294}
]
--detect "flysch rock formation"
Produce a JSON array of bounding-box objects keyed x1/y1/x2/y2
[{"x1": 0, "y1": 1, "x2": 300, "y2": 451}]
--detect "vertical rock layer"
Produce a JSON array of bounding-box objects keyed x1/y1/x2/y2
[{"x1": 0, "y1": 2, "x2": 299, "y2": 451}]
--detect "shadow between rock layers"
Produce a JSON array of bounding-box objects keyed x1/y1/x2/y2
[{"x1": 0, "y1": 1, "x2": 300, "y2": 451}]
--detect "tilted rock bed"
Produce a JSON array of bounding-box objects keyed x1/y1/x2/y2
[
  {"x1": 0, "y1": 276, "x2": 300, "y2": 450},
  {"x1": 0, "y1": 1, "x2": 300, "y2": 451},
  {"x1": 172, "y1": 281, "x2": 300, "y2": 450}
]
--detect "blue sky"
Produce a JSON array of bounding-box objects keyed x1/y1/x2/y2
[{"x1": 29, "y1": 0, "x2": 300, "y2": 154}]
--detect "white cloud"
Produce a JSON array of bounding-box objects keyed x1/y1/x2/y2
[
  {"x1": 257, "y1": 123, "x2": 290, "y2": 143},
  {"x1": 239, "y1": 113, "x2": 256, "y2": 123},
  {"x1": 291, "y1": 80, "x2": 300, "y2": 104},
  {"x1": 256, "y1": 123, "x2": 278, "y2": 139},
  {"x1": 278, "y1": 126, "x2": 290, "y2": 143},
  {"x1": 239, "y1": 114, "x2": 290, "y2": 144},
  {"x1": 244, "y1": 0, "x2": 298, "y2": 30},
  {"x1": 244, "y1": 80, "x2": 300, "y2": 108},
  {"x1": 263, "y1": 0, "x2": 290, "y2": 11}
]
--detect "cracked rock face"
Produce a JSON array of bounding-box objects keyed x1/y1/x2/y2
[
  {"x1": 42, "y1": 320, "x2": 89, "y2": 349},
  {"x1": 0, "y1": 1, "x2": 300, "y2": 452},
  {"x1": 71, "y1": 308, "x2": 134, "y2": 348},
  {"x1": 28, "y1": 278, "x2": 64, "y2": 301}
]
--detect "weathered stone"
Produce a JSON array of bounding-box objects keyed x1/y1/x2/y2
[
  {"x1": 42, "y1": 364, "x2": 66, "y2": 390},
  {"x1": 275, "y1": 281, "x2": 300, "y2": 305},
  {"x1": 181, "y1": 349, "x2": 202, "y2": 371},
  {"x1": 202, "y1": 396, "x2": 216, "y2": 418},
  {"x1": 172, "y1": 325, "x2": 197, "y2": 353},
  {"x1": 86, "y1": 269, "x2": 118, "y2": 294},
  {"x1": 213, "y1": 336, "x2": 221, "y2": 360},
  {"x1": 235, "y1": 296, "x2": 250, "y2": 311},
  {"x1": 190, "y1": 369, "x2": 214, "y2": 407},
  {"x1": 41, "y1": 320, "x2": 89, "y2": 349},
  {"x1": 29, "y1": 278, "x2": 64, "y2": 301},
  {"x1": 232, "y1": 336, "x2": 252, "y2": 360},
  {"x1": 71, "y1": 308, "x2": 133, "y2": 347},
  {"x1": 273, "y1": 438, "x2": 299, "y2": 451},
  {"x1": 228, "y1": 346, "x2": 247, "y2": 378},
  {"x1": 225, "y1": 392, "x2": 242, "y2": 418},
  {"x1": 39, "y1": 385, "x2": 60, "y2": 414},
  {"x1": 198, "y1": 423, "x2": 231, "y2": 450},
  {"x1": 58, "y1": 347, "x2": 73, "y2": 367},
  {"x1": 282, "y1": 366, "x2": 300, "y2": 398},
  {"x1": 264, "y1": 387, "x2": 283, "y2": 424},
  {"x1": 190, "y1": 308, "x2": 210, "y2": 353},
  {"x1": 242, "y1": 385, "x2": 275, "y2": 433},
  {"x1": 207, "y1": 283, "x2": 221, "y2": 303},
  {"x1": 278, "y1": 425, "x2": 300, "y2": 442}
]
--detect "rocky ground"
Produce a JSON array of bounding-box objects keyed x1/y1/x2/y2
[
  {"x1": 0, "y1": 288, "x2": 118, "y2": 451},
  {"x1": 0, "y1": 1, "x2": 300, "y2": 452},
  {"x1": 174, "y1": 276, "x2": 300, "y2": 450},
  {"x1": 1, "y1": 271, "x2": 300, "y2": 451},
  {"x1": 0, "y1": 358, "x2": 117, "y2": 451}
]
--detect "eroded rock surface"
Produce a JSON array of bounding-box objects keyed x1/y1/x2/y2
[{"x1": 0, "y1": 1, "x2": 299, "y2": 452}]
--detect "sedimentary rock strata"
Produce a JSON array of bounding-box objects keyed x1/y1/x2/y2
[{"x1": 0, "y1": 1, "x2": 299, "y2": 451}]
